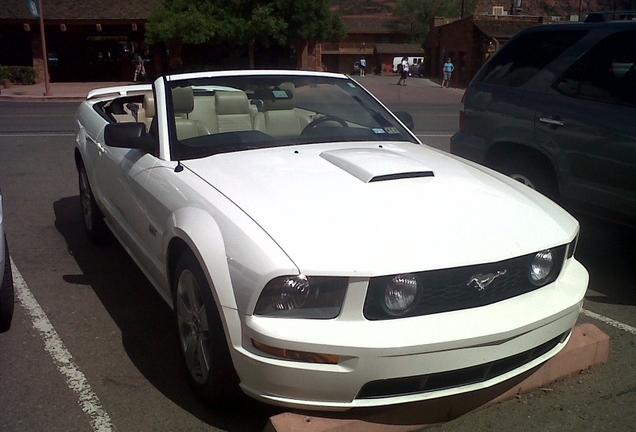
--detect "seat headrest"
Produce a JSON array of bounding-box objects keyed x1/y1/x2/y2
[
  {"x1": 143, "y1": 92, "x2": 155, "y2": 118},
  {"x1": 172, "y1": 87, "x2": 194, "y2": 115},
  {"x1": 215, "y1": 91, "x2": 250, "y2": 115}
]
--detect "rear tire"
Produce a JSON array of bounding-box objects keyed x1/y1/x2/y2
[
  {"x1": 0, "y1": 239, "x2": 15, "y2": 333},
  {"x1": 173, "y1": 250, "x2": 240, "y2": 404},
  {"x1": 78, "y1": 161, "x2": 109, "y2": 244}
]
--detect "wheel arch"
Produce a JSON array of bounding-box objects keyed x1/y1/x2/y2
[
  {"x1": 165, "y1": 208, "x2": 238, "y2": 311},
  {"x1": 484, "y1": 141, "x2": 560, "y2": 193}
]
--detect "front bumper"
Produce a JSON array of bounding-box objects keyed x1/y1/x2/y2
[{"x1": 229, "y1": 258, "x2": 588, "y2": 410}]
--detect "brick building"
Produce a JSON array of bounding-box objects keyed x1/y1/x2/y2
[
  {"x1": 1, "y1": 1, "x2": 419, "y2": 82},
  {"x1": 0, "y1": 0, "x2": 161, "y2": 83},
  {"x1": 423, "y1": 14, "x2": 549, "y2": 87}
]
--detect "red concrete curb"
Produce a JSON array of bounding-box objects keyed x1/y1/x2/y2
[{"x1": 263, "y1": 323, "x2": 610, "y2": 432}]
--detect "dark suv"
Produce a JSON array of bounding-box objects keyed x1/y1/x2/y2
[{"x1": 450, "y1": 20, "x2": 636, "y2": 225}]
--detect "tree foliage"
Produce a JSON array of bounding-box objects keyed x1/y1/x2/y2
[
  {"x1": 145, "y1": 0, "x2": 345, "y2": 67},
  {"x1": 393, "y1": 0, "x2": 478, "y2": 43}
]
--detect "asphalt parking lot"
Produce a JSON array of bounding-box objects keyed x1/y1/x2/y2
[{"x1": 0, "y1": 75, "x2": 635, "y2": 432}]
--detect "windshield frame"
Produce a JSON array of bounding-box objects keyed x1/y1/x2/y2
[{"x1": 163, "y1": 72, "x2": 418, "y2": 161}]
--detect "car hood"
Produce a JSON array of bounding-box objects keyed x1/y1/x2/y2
[{"x1": 184, "y1": 142, "x2": 578, "y2": 276}]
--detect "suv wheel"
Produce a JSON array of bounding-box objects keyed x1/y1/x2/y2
[{"x1": 496, "y1": 156, "x2": 558, "y2": 199}]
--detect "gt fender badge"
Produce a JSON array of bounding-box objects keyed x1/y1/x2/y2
[{"x1": 467, "y1": 270, "x2": 507, "y2": 291}]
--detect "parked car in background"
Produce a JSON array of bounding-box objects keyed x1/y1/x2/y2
[
  {"x1": 74, "y1": 70, "x2": 588, "y2": 410},
  {"x1": 0, "y1": 188, "x2": 14, "y2": 333},
  {"x1": 451, "y1": 20, "x2": 636, "y2": 225},
  {"x1": 392, "y1": 56, "x2": 424, "y2": 74}
]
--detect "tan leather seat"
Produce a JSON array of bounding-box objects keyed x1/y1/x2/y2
[
  {"x1": 256, "y1": 87, "x2": 308, "y2": 136},
  {"x1": 263, "y1": 95, "x2": 301, "y2": 136},
  {"x1": 140, "y1": 92, "x2": 154, "y2": 131},
  {"x1": 172, "y1": 87, "x2": 211, "y2": 140},
  {"x1": 214, "y1": 91, "x2": 254, "y2": 133}
]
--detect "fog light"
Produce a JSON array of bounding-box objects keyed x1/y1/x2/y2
[
  {"x1": 529, "y1": 249, "x2": 554, "y2": 285},
  {"x1": 383, "y1": 274, "x2": 420, "y2": 316}
]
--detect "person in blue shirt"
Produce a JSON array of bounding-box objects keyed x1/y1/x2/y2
[
  {"x1": 359, "y1": 57, "x2": 366, "y2": 76},
  {"x1": 442, "y1": 58, "x2": 454, "y2": 88}
]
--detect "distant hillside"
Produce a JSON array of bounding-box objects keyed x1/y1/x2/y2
[{"x1": 330, "y1": 0, "x2": 633, "y2": 17}]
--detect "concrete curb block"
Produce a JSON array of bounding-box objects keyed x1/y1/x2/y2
[{"x1": 263, "y1": 323, "x2": 610, "y2": 432}]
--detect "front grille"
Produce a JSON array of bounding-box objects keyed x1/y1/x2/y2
[
  {"x1": 356, "y1": 330, "x2": 570, "y2": 400},
  {"x1": 363, "y1": 246, "x2": 566, "y2": 320}
]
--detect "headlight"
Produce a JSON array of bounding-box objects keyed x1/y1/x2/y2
[
  {"x1": 382, "y1": 274, "x2": 421, "y2": 316},
  {"x1": 529, "y1": 249, "x2": 555, "y2": 285},
  {"x1": 254, "y1": 275, "x2": 347, "y2": 319}
]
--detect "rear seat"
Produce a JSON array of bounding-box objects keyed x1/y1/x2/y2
[
  {"x1": 214, "y1": 91, "x2": 255, "y2": 133},
  {"x1": 139, "y1": 92, "x2": 154, "y2": 131},
  {"x1": 172, "y1": 87, "x2": 211, "y2": 140}
]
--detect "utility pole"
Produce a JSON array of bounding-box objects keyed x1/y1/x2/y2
[
  {"x1": 28, "y1": 0, "x2": 51, "y2": 95},
  {"x1": 37, "y1": 0, "x2": 51, "y2": 96}
]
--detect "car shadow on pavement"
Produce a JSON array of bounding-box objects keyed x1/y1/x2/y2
[{"x1": 53, "y1": 196, "x2": 282, "y2": 431}]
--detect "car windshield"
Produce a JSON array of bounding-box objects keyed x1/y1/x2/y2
[{"x1": 166, "y1": 74, "x2": 417, "y2": 160}]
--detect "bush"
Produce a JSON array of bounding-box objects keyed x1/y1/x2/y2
[{"x1": 1, "y1": 66, "x2": 36, "y2": 85}]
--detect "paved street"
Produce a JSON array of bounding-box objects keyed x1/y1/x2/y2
[{"x1": 0, "y1": 75, "x2": 635, "y2": 432}]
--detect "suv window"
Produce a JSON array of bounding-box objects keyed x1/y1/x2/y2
[
  {"x1": 477, "y1": 30, "x2": 587, "y2": 87},
  {"x1": 554, "y1": 30, "x2": 636, "y2": 107}
]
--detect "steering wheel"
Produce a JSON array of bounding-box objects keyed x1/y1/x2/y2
[{"x1": 302, "y1": 115, "x2": 348, "y2": 135}]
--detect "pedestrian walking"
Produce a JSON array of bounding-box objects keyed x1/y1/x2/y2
[
  {"x1": 133, "y1": 54, "x2": 146, "y2": 82},
  {"x1": 397, "y1": 57, "x2": 409, "y2": 86},
  {"x1": 359, "y1": 57, "x2": 367, "y2": 76},
  {"x1": 441, "y1": 57, "x2": 454, "y2": 88}
]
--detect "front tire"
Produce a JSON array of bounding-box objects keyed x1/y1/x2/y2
[
  {"x1": 496, "y1": 156, "x2": 558, "y2": 199},
  {"x1": 173, "y1": 250, "x2": 240, "y2": 403},
  {"x1": 0, "y1": 239, "x2": 15, "y2": 333},
  {"x1": 78, "y1": 162, "x2": 109, "y2": 243}
]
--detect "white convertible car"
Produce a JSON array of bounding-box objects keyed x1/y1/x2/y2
[{"x1": 74, "y1": 70, "x2": 588, "y2": 410}]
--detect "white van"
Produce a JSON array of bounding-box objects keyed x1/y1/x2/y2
[{"x1": 392, "y1": 56, "x2": 424, "y2": 74}]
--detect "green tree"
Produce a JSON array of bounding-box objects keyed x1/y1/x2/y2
[
  {"x1": 393, "y1": 0, "x2": 477, "y2": 43},
  {"x1": 145, "y1": 0, "x2": 344, "y2": 69}
]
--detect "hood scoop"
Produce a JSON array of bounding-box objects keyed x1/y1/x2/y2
[{"x1": 320, "y1": 147, "x2": 434, "y2": 183}]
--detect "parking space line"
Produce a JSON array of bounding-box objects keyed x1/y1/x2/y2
[
  {"x1": 11, "y1": 258, "x2": 115, "y2": 432},
  {"x1": 581, "y1": 308, "x2": 636, "y2": 335}
]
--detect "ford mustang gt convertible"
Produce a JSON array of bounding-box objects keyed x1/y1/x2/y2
[{"x1": 74, "y1": 70, "x2": 588, "y2": 410}]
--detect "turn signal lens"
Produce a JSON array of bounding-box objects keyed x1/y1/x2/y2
[{"x1": 251, "y1": 339, "x2": 339, "y2": 364}]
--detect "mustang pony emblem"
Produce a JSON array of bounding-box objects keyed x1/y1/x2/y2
[{"x1": 467, "y1": 270, "x2": 507, "y2": 291}]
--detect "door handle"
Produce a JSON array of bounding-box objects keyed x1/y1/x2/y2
[{"x1": 539, "y1": 117, "x2": 565, "y2": 126}]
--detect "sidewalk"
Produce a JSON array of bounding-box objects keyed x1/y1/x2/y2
[
  {"x1": 0, "y1": 81, "x2": 132, "y2": 102},
  {"x1": 0, "y1": 75, "x2": 461, "y2": 103}
]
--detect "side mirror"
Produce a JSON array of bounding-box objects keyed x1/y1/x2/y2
[
  {"x1": 394, "y1": 111, "x2": 414, "y2": 130},
  {"x1": 104, "y1": 123, "x2": 155, "y2": 152}
]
